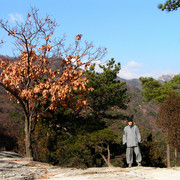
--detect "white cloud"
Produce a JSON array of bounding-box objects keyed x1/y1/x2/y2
[
  {"x1": 118, "y1": 61, "x2": 142, "y2": 79},
  {"x1": 84, "y1": 60, "x2": 143, "y2": 80},
  {"x1": 91, "y1": 60, "x2": 106, "y2": 73},
  {"x1": 9, "y1": 13, "x2": 24, "y2": 23},
  {"x1": 127, "y1": 61, "x2": 141, "y2": 67},
  {"x1": 140, "y1": 69, "x2": 178, "y2": 80},
  {"x1": 83, "y1": 60, "x2": 178, "y2": 80},
  {"x1": 118, "y1": 69, "x2": 138, "y2": 79}
]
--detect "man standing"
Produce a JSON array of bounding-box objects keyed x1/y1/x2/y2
[{"x1": 123, "y1": 116, "x2": 142, "y2": 167}]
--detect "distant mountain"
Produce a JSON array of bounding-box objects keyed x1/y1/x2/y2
[
  {"x1": 117, "y1": 74, "x2": 178, "y2": 90},
  {"x1": 158, "y1": 74, "x2": 175, "y2": 82},
  {"x1": 121, "y1": 74, "x2": 176, "y2": 89},
  {"x1": 123, "y1": 79, "x2": 142, "y2": 90},
  {"x1": 116, "y1": 77, "x2": 142, "y2": 90}
]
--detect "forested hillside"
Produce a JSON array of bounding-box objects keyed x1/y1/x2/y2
[
  {"x1": 0, "y1": 56, "x2": 168, "y2": 167},
  {"x1": 0, "y1": 85, "x2": 24, "y2": 151}
]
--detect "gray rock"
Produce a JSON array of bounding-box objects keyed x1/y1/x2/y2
[
  {"x1": 1, "y1": 151, "x2": 180, "y2": 180},
  {"x1": 0, "y1": 151, "x2": 46, "y2": 179}
]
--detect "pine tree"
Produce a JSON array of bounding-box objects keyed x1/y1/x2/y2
[{"x1": 158, "y1": 0, "x2": 180, "y2": 11}]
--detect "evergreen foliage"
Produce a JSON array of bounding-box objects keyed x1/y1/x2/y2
[
  {"x1": 158, "y1": 0, "x2": 180, "y2": 11},
  {"x1": 84, "y1": 58, "x2": 130, "y2": 117},
  {"x1": 140, "y1": 75, "x2": 180, "y2": 104},
  {"x1": 30, "y1": 59, "x2": 130, "y2": 167}
]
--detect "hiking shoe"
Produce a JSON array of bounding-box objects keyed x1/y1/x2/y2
[{"x1": 128, "y1": 164, "x2": 132, "y2": 168}]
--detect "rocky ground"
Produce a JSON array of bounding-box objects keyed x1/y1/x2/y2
[{"x1": 0, "y1": 151, "x2": 180, "y2": 180}]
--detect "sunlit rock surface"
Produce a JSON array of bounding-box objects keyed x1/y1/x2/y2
[{"x1": 0, "y1": 151, "x2": 180, "y2": 180}]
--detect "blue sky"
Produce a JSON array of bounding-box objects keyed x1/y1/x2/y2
[{"x1": 0, "y1": 0, "x2": 180, "y2": 79}]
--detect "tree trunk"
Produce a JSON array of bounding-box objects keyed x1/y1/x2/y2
[
  {"x1": 24, "y1": 116, "x2": 33, "y2": 161},
  {"x1": 100, "y1": 144, "x2": 114, "y2": 167},
  {"x1": 107, "y1": 144, "x2": 111, "y2": 166},
  {"x1": 174, "y1": 147, "x2": 178, "y2": 167},
  {"x1": 167, "y1": 143, "x2": 170, "y2": 168}
]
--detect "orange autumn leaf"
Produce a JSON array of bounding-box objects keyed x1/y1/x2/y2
[
  {"x1": 47, "y1": 45, "x2": 52, "y2": 51},
  {"x1": 85, "y1": 64, "x2": 88, "y2": 70},
  {"x1": 82, "y1": 100, "x2": 87, "y2": 105},
  {"x1": 88, "y1": 87, "x2": 94, "y2": 92},
  {"x1": 85, "y1": 63, "x2": 90, "y2": 70},
  {"x1": 76, "y1": 59, "x2": 82, "y2": 67},
  {"x1": 28, "y1": 13, "x2": 31, "y2": 18},
  {"x1": 73, "y1": 86, "x2": 78, "y2": 91},
  {"x1": 72, "y1": 55, "x2": 79, "y2": 59},
  {"x1": 45, "y1": 35, "x2": 51, "y2": 40},
  {"x1": 76, "y1": 34, "x2": 82, "y2": 40},
  {"x1": 0, "y1": 50, "x2": 89, "y2": 121},
  {"x1": 38, "y1": 48, "x2": 42, "y2": 53},
  {"x1": 78, "y1": 70, "x2": 83, "y2": 76}
]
